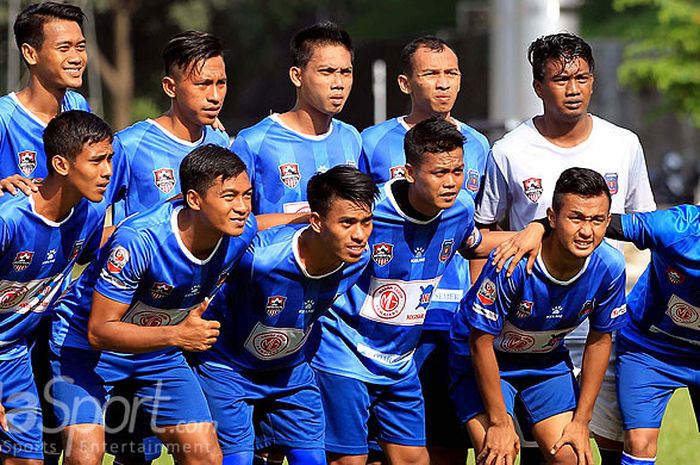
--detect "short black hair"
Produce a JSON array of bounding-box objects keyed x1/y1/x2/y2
[
  {"x1": 528, "y1": 32, "x2": 594, "y2": 82},
  {"x1": 290, "y1": 21, "x2": 353, "y2": 68},
  {"x1": 43, "y1": 110, "x2": 113, "y2": 175},
  {"x1": 163, "y1": 30, "x2": 224, "y2": 77},
  {"x1": 180, "y1": 144, "x2": 247, "y2": 202},
  {"x1": 307, "y1": 165, "x2": 379, "y2": 217},
  {"x1": 400, "y1": 35, "x2": 454, "y2": 76},
  {"x1": 404, "y1": 117, "x2": 465, "y2": 166},
  {"x1": 552, "y1": 167, "x2": 611, "y2": 212},
  {"x1": 14, "y1": 1, "x2": 84, "y2": 53}
]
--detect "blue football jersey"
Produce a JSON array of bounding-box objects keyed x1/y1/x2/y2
[
  {"x1": 51, "y1": 200, "x2": 257, "y2": 355},
  {"x1": 311, "y1": 180, "x2": 482, "y2": 384},
  {"x1": 109, "y1": 119, "x2": 230, "y2": 221},
  {"x1": 200, "y1": 224, "x2": 369, "y2": 371},
  {"x1": 0, "y1": 91, "x2": 90, "y2": 180},
  {"x1": 0, "y1": 194, "x2": 104, "y2": 360},
  {"x1": 451, "y1": 244, "x2": 628, "y2": 376},
  {"x1": 231, "y1": 114, "x2": 362, "y2": 214},
  {"x1": 619, "y1": 206, "x2": 700, "y2": 358},
  {"x1": 359, "y1": 116, "x2": 490, "y2": 330}
]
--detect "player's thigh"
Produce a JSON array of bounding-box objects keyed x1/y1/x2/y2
[
  {"x1": 517, "y1": 371, "x2": 578, "y2": 430},
  {"x1": 372, "y1": 370, "x2": 425, "y2": 448},
  {"x1": 156, "y1": 422, "x2": 221, "y2": 465},
  {"x1": 61, "y1": 424, "x2": 106, "y2": 465},
  {"x1": 530, "y1": 411, "x2": 577, "y2": 464},
  {"x1": 587, "y1": 343, "x2": 624, "y2": 443}
]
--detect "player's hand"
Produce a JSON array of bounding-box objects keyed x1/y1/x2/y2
[
  {"x1": 0, "y1": 174, "x2": 39, "y2": 197},
  {"x1": 550, "y1": 420, "x2": 593, "y2": 465},
  {"x1": 174, "y1": 298, "x2": 220, "y2": 352},
  {"x1": 0, "y1": 401, "x2": 8, "y2": 431},
  {"x1": 492, "y1": 222, "x2": 546, "y2": 277},
  {"x1": 477, "y1": 422, "x2": 519, "y2": 465},
  {"x1": 212, "y1": 117, "x2": 226, "y2": 132}
]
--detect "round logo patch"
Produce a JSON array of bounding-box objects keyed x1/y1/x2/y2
[
  {"x1": 499, "y1": 331, "x2": 535, "y2": 352},
  {"x1": 253, "y1": 331, "x2": 289, "y2": 357},
  {"x1": 669, "y1": 302, "x2": 699, "y2": 325},
  {"x1": 130, "y1": 310, "x2": 172, "y2": 327},
  {"x1": 372, "y1": 283, "x2": 406, "y2": 319},
  {"x1": 0, "y1": 284, "x2": 28, "y2": 310},
  {"x1": 107, "y1": 246, "x2": 130, "y2": 274}
]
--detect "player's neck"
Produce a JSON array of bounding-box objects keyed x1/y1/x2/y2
[
  {"x1": 297, "y1": 228, "x2": 343, "y2": 276},
  {"x1": 33, "y1": 176, "x2": 81, "y2": 222},
  {"x1": 404, "y1": 109, "x2": 452, "y2": 127},
  {"x1": 177, "y1": 208, "x2": 222, "y2": 260},
  {"x1": 15, "y1": 76, "x2": 67, "y2": 124},
  {"x1": 280, "y1": 104, "x2": 332, "y2": 136},
  {"x1": 156, "y1": 110, "x2": 204, "y2": 143},
  {"x1": 533, "y1": 113, "x2": 592, "y2": 148},
  {"x1": 540, "y1": 236, "x2": 586, "y2": 281}
]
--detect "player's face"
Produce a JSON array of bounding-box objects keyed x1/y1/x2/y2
[
  {"x1": 549, "y1": 193, "x2": 610, "y2": 259},
  {"x1": 171, "y1": 56, "x2": 227, "y2": 127},
  {"x1": 295, "y1": 44, "x2": 353, "y2": 116},
  {"x1": 66, "y1": 139, "x2": 113, "y2": 202},
  {"x1": 400, "y1": 46, "x2": 461, "y2": 116},
  {"x1": 534, "y1": 57, "x2": 594, "y2": 123},
  {"x1": 30, "y1": 20, "x2": 87, "y2": 89},
  {"x1": 317, "y1": 198, "x2": 373, "y2": 264},
  {"x1": 198, "y1": 172, "x2": 252, "y2": 237},
  {"x1": 405, "y1": 148, "x2": 464, "y2": 217}
]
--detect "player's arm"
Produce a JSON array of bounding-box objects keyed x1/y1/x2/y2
[
  {"x1": 256, "y1": 212, "x2": 311, "y2": 231},
  {"x1": 462, "y1": 223, "x2": 545, "y2": 275}
]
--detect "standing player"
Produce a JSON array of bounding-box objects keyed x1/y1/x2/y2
[
  {"x1": 195, "y1": 166, "x2": 377, "y2": 465},
  {"x1": 451, "y1": 168, "x2": 628, "y2": 465},
  {"x1": 48, "y1": 145, "x2": 256, "y2": 465},
  {"x1": 475, "y1": 32, "x2": 655, "y2": 464},
  {"x1": 232, "y1": 21, "x2": 360, "y2": 215},
  {"x1": 359, "y1": 35, "x2": 489, "y2": 464},
  {"x1": 0, "y1": 110, "x2": 112, "y2": 465}
]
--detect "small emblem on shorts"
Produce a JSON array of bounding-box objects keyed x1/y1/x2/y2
[
  {"x1": 604, "y1": 173, "x2": 618, "y2": 195},
  {"x1": 466, "y1": 169, "x2": 480, "y2": 192},
  {"x1": 265, "y1": 296, "x2": 287, "y2": 317},
  {"x1": 150, "y1": 282, "x2": 174, "y2": 299},
  {"x1": 279, "y1": 163, "x2": 301, "y2": 189},
  {"x1": 578, "y1": 299, "x2": 595, "y2": 318},
  {"x1": 390, "y1": 166, "x2": 406, "y2": 179},
  {"x1": 12, "y1": 251, "x2": 34, "y2": 272},
  {"x1": 372, "y1": 243, "x2": 394, "y2": 267},
  {"x1": 522, "y1": 177, "x2": 543, "y2": 203},
  {"x1": 69, "y1": 240, "x2": 85, "y2": 260},
  {"x1": 499, "y1": 331, "x2": 535, "y2": 352},
  {"x1": 516, "y1": 300, "x2": 533, "y2": 319},
  {"x1": 253, "y1": 331, "x2": 289, "y2": 358},
  {"x1": 107, "y1": 246, "x2": 129, "y2": 274},
  {"x1": 153, "y1": 168, "x2": 176, "y2": 193},
  {"x1": 667, "y1": 266, "x2": 685, "y2": 285},
  {"x1": 0, "y1": 284, "x2": 29, "y2": 309},
  {"x1": 372, "y1": 283, "x2": 406, "y2": 319},
  {"x1": 476, "y1": 279, "x2": 496, "y2": 306},
  {"x1": 439, "y1": 239, "x2": 454, "y2": 262},
  {"x1": 17, "y1": 150, "x2": 37, "y2": 176}
]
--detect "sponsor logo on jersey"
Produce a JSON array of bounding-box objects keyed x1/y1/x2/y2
[
  {"x1": 542, "y1": 331, "x2": 569, "y2": 350},
  {"x1": 299, "y1": 299, "x2": 315, "y2": 314},
  {"x1": 464, "y1": 229, "x2": 480, "y2": 250},
  {"x1": 578, "y1": 299, "x2": 595, "y2": 318},
  {"x1": 372, "y1": 243, "x2": 394, "y2": 267},
  {"x1": 69, "y1": 240, "x2": 85, "y2": 260},
  {"x1": 265, "y1": 296, "x2": 287, "y2": 317},
  {"x1": 106, "y1": 246, "x2": 129, "y2": 274},
  {"x1": 604, "y1": 173, "x2": 618, "y2": 195},
  {"x1": 522, "y1": 177, "x2": 543, "y2": 203},
  {"x1": 389, "y1": 165, "x2": 406, "y2": 179},
  {"x1": 252, "y1": 331, "x2": 289, "y2": 358},
  {"x1": 0, "y1": 284, "x2": 29, "y2": 310},
  {"x1": 547, "y1": 305, "x2": 564, "y2": 319},
  {"x1": 184, "y1": 284, "x2": 202, "y2": 298},
  {"x1": 466, "y1": 169, "x2": 480, "y2": 192},
  {"x1": 416, "y1": 284, "x2": 434, "y2": 310},
  {"x1": 498, "y1": 331, "x2": 535, "y2": 352},
  {"x1": 667, "y1": 266, "x2": 685, "y2": 285},
  {"x1": 42, "y1": 248, "x2": 57, "y2": 265},
  {"x1": 610, "y1": 305, "x2": 627, "y2": 319},
  {"x1": 279, "y1": 163, "x2": 301, "y2": 189},
  {"x1": 130, "y1": 310, "x2": 172, "y2": 327},
  {"x1": 516, "y1": 300, "x2": 533, "y2": 319},
  {"x1": 372, "y1": 283, "x2": 406, "y2": 319},
  {"x1": 411, "y1": 247, "x2": 425, "y2": 263},
  {"x1": 153, "y1": 168, "x2": 176, "y2": 194},
  {"x1": 150, "y1": 282, "x2": 174, "y2": 299},
  {"x1": 439, "y1": 239, "x2": 454, "y2": 262},
  {"x1": 12, "y1": 251, "x2": 34, "y2": 272},
  {"x1": 476, "y1": 278, "x2": 496, "y2": 306},
  {"x1": 17, "y1": 150, "x2": 37, "y2": 176},
  {"x1": 668, "y1": 299, "x2": 699, "y2": 325}
]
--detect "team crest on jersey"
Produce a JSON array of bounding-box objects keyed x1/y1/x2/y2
[
  {"x1": 0, "y1": 284, "x2": 29, "y2": 309},
  {"x1": 216, "y1": 270, "x2": 231, "y2": 287},
  {"x1": 439, "y1": 239, "x2": 454, "y2": 262},
  {"x1": 17, "y1": 150, "x2": 37, "y2": 176},
  {"x1": 153, "y1": 168, "x2": 176, "y2": 194},
  {"x1": 279, "y1": 163, "x2": 301, "y2": 189},
  {"x1": 466, "y1": 169, "x2": 480, "y2": 193},
  {"x1": 416, "y1": 284, "x2": 434, "y2": 310},
  {"x1": 390, "y1": 166, "x2": 406, "y2": 179},
  {"x1": 604, "y1": 173, "x2": 618, "y2": 195},
  {"x1": 578, "y1": 299, "x2": 595, "y2": 318},
  {"x1": 522, "y1": 177, "x2": 543, "y2": 203},
  {"x1": 150, "y1": 282, "x2": 174, "y2": 299},
  {"x1": 667, "y1": 266, "x2": 685, "y2": 285},
  {"x1": 69, "y1": 240, "x2": 85, "y2": 261},
  {"x1": 265, "y1": 296, "x2": 287, "y2": 317},
  {"x1": 372, "y1": 243, "x2": 394, "y2": 267},
  {"x1": 499, "y1": 331, "x2": 535, "y2": 352},
  {"x1": 253, "y1": 331, "x2": 289, "y2": 358},
  {"x1": 107, "y1": 246, "x2": 130, "y2": 274},
  {"x1": 516, "y1": 300, "x2": 533, "y2": 319},
  {"x1": 12, "y1": 251, "x2": 34, "y2": 272},
  {"x1": 372, "y1": 283, "x2": 406, "y2": 319},
  {"x1": 476, "y1": 279, "x2": 496, "y2": 306}
]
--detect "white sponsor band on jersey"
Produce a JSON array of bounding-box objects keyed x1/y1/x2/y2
[
  {"x1": 359, "y1": 276, "x2": 441, "y2": 326},
  {"x1": 120, "y1": 301, "x2": 194, "y2": 327},
  {"x1": 493, "y1": 321, "x2": 577, "y2": 354},
  {"x1": 665, "y1": 294, "x2": 700, "y2": 331},
  {"x1": 356, "y1": 341, "x2": 414, "y2": 366},
  {"x1": 0, "y1": 274, "x2": 64, "y2": 314}
]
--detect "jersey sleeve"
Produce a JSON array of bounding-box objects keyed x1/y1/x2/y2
[
  {"x1": 106, "y1": 136, "x2": 130, "y2": 206},
  {"x1": 94, "y1": 226, "x2": 151, "y2": 305},
  {"x1": 464, "y1": 259, "x2": 520, "y2": 335},
  {"x1": 588, "y1": 261, "x2": 628, "y2": 333},
  {"x1": 230, "y1": 135, "x2": 256, "y2": 186},
  {"x1": 474, "y1": 151, "x2": 509, "y2": 225},
  {"x1": 624, "y1": 139, "x2": 656, "y2": 213},
  {"x1": 620, "y1": 208, "x2": 685, "y2": 251}
]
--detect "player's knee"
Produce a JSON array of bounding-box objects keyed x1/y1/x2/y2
[
  {"x1": 62, "y1": 446, "x2": 104, "y2": 465},
  {"x1": 548, "y1": 446, "x2": 577, "y2": 465},
  {"x1": 625, "y1": 430, "x2": 657, "y2": 458}
]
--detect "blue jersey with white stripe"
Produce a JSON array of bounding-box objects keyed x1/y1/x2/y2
[
  {"x1": 620, "y1": 205, "x2": 700, "y2": 358},
  {"x1": 231, "y1": 114, "x2": 361, "y2": 214},
  {"x1": 0, "y1": 193, "x2": 104, "y2": 360},
  {"x1": 311, "y1": 180, "x2": 481, "y2": 384},
  {"x1": 359, "y1": 116, "x2": 489, "y2": 330},
  {"x1": 451, "y1": 244, "x2": 628, "y2": 376},
  {"x1": 51, "y1": 200, "x2": 256, "y2": 356},
  {"x1": 109, "y1": 119, "x2": 230, "y2": 221},
  {"x1": 0, "y1": 91, "x2": 90, "y2": 180},
  {"x1": 200, "y1": 224, "x2": 369, "y2": 371}
]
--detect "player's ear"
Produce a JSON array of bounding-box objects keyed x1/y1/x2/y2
[
  {"x1": 533, "y1": 79, "x2": 543, "y2": 99},
  {"x1": 397, "y1": 74, "x2": 411, "y2": 95},
  {"x1": 185, "y1": 189, "x2": 202, "y2": 211},
  {"x1": 309, "y1": 212, "x2": 323, "y2": 233},
  {"x1": 404, "y1": 163, "x2": 415, "y2": 183},
  {"x1": 20, "y1": 43, "x2": 39, "y2": 66},
  {"x1": 546, "y1": 207, "x2": 556, "y2": 229},
  {"x1": 52, "y1": 154, "x2": 70, "y2": 176},
  {"x1": 162, "y1": 75, "x2": 177, "y2": 99},
  {"x1": 289, "y1": 66, "x2": 302, "y2": 89}
]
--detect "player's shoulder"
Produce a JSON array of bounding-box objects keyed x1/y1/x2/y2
[
  {"x1": 202, "y1": 126, "x2": 231, "y2": 147},
  {"x1": 115, "y1": 119, "x2": 154, "y2": 143},
  {"x1": 590, "y1": 241, "x2": 626, "y2": 277},
  {"x1": 453, "y1": 189, "x2": 476, "y2": 212},
  {"x1": 455, "y1": 119, "x2": 489, "y2": 149},
  {"x1": 361, "y1": 117, "x2": 402, "y2": 140},
  {"x1": 590, "y1": 115, "x2": 640, "y2": 145},
  {"x1": 63, "y1": 90, "x2": 90, "y2": 110},
  {"x1": 255, "y1": 223, "x2": 303, "y2": 247},
  {"x1": 235, "y1": 116, "x2": 276, "y2": 141},
  {"x1": 331, "y1": 118, "x2": 362, "y2": 144},
  {"x1": 490, "y1": 119, "x2": 536, "y2": 158},
  {"x1": 0, "y1": 193, "x2": 30, "y2": 225},
  {"x1": 117, "y1": 200, "x2": 177, "y2": 238},
  {"x1": 0, "y1": 93, "x2": 19, "y2": 126}
]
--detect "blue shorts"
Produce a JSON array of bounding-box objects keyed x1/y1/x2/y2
[
  {"x1": 449, "y1": 358, "x2": 578, "y2": 430},
  {"x1": 49, "y1": 347, "x2": 212, "y2": 428},
  {"x1": 616, "y1": 336, "x2": 700, "y2": 430},
  {"x1": 196, "y1": 361, "x2": 324, "y2": 455},
  {"x1": 315, "y1": 369, "x2": 425, "y2": 455},
  {"x1": 0, "y1": 353, "x2": 43, "y2": 459}
]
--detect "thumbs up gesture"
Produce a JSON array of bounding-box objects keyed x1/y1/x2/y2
[{"x1": 173, "y1": 297, "x2": 221, "y2": 352}]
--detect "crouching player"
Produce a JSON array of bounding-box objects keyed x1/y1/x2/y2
[
  {"x1": 194, "y1": 166, "x2": 378, "y2": 465},
  {"x1": 48, "y1": 144, "x2": 256, "y2": 465},
  {"x1": 449, "y1": 168, "x2": 628, "y2": 465},
  {"x1": 0, "y1": 110, "x2": 112, "y2": 464}
]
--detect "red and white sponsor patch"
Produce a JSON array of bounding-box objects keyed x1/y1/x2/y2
[
  {"x1": 372, "y1": 283, "x2": 407, "y2": 320},
  {"x1": 0, "y1": 284, "x2": 29, "y2": 310},
  {"x1": 498, "y1": 331, "x2": 535, "y2": 352},
  {"x1": 130, "y1": 310, "x2": 172, "y2": 327},
  {"x1": 252, "y1": 331, "x2": 289, "y2": 358},
  {"x1": 476, "y1": 279, "x2": 496, "y2": 306},
  {"x1": 610, "y1": 305, "x2": 627, "y2": 319},
  {"x1": 244, "y1": 322, "x2": 309, "y2": 360},
  {"x1": 107, "y1": 246, "x2": 130, "y2": 274},
  {"x1": 668, "y1": 301, "x2": 698, "y2": 325}
]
